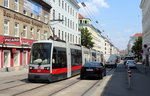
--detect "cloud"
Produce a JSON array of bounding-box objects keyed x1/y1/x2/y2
[
  {"x1": 78, "y1": 0, "x2": 109, "y2": 16},
  {"x1": 93, "y1": 0, "x2": 109, "y2": 8}
]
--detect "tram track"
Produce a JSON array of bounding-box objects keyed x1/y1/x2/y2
[
  {"x1": 0, "y1": 68, "x2": 115, "y2": 96},
  {"x1": 49, "y1": 68, "x2": 114, "y2": 96}
]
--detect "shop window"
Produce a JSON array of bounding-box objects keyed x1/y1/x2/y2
[
  {"x1": 14, "y1": 51, "x2": 20, "y2": 66},
  {"x1": 4, "y1": 50, "x2": 10, "y2": 68},
  {"x1": 23, "y1": 51, "x2": 27, "y2": 65}
]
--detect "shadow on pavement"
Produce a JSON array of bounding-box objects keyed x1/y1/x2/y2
[{"x1": 101, "y1": 64, "x2": 150, "y2": 96}]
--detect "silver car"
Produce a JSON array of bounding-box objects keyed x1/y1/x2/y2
[{"x1": 126, "y1": 60, "x2": 136, "y2": 69}]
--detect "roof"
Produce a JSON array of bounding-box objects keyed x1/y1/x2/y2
[
  {"x1": 133, "y1": 33, "x2": 142, "y2": 37},
  {"x1": 79, "y1": 14, "x2": 84, "y2": 18}
]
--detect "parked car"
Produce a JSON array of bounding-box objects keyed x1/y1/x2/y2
[
  {"x1": 126, "y1": 60, "x2": 136, "y2": 69},
  {"x1": 80, "y1": 62, "x2": 106, "y2": 79}
]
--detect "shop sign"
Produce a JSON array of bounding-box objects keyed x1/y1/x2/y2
[
  {"x1": 4, "y1": 37, "x2": 20, "y2": 42},
  {"x1": 22, "y1": 41, "x2": 30, "y2": 46}
]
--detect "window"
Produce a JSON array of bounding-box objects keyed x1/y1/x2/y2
[
  {"x1": 30, "y1": 27, "x2": 34, "y2": 39},
  {"x1": 22, "y1": 25, "x2": 27, "y2": 38},
  {"x1": 65, "y1": 17, "x2": 67, "y2": 26},
  {"x1": 52, "y1": 10, "x2": 55, "y2": 20},
  {"x1": 31, "y1": 13, "x2": 34, "y2": 18},
  {"x1": 23, "y1": 51, "x2": 27, "y2": 65},
  {"x1": 53, "y1": 28, "x2": 55, "y2": 36},
  {"x1": 14, "y1": 22, "x2": 19, "y2": 37},
  {"x1": 65, "y1": 32, "x2": 67, "y2": 41},
  {"x1": 4, "y1": 50, "x2": 10, "y2": 68},
  {"x1": 62, "y1": 15, "x2": 64, "y2": 24},
  {"x1": 68, "y1": 33, "x2": 69, "y2": 42},
  {"x1": 44, "y1": 13, "x2": 48, "y2": 23},
  {"x1": 14, "y1": 51, "x2": 20, "y2": 66},
  {"x1": 62, "y1": 0, "x2": 64, "y2": 9},
  {"x1": 68, "y1": 6, "x2": 69, "y2": 13},
  {"x1": 14, "y1": 0, "x2": 19, "y2": 12},
  {"x1": 37, "y1": 15, "x2": 40, "y2": 20},
  {"x1": 59, "y1": 0, "x2": 61, "y2": 6},
  {"x1": 23, "y1": 10, "x2": 27, "y2": 15},
  {"x1": 37, "y1": 29, "x2": 40, "y2": 40},
  {"x1": 71, "y1": 49, "x2": 82, "y2": 67},
  {"x1": 43, "y1": 31, "x2": 47, "y2": 40},
  {"x1": 65, "y1": 3, "x2": 67, "y2": 11},
  {"x1": 59, "y1": 13, "x2": 60, "y2": 20},
  {"x1": 58, "y1": 30, "x2": 60, "y2": 39},
  {"x1": 52, "y1": 47, "x2": 67, "y2": 69},
  {"x1": 4, "y1": 20, "x2": 9, "y2": 35},
  {"x1": 68, "y1": 19, "x2": 69, "y2": 27},
  {"x1": 80, "y1": 20, "x2": 82, "y2": 24},
  {"x1": 4, "y1": 0, "x2": 9, "y2": 8},
  {"x1": 62, "y1": 31, "x2": 64, "y2": 40}
]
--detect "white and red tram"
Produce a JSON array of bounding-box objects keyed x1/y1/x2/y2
[{"x1": 28, "y1": 40, "x2": 103, "y2": 82}]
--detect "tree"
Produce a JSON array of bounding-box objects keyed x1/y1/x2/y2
[
  {"x1": 131, "y1": 36, "x2": 142, "y2": 60},
  {"x1": 79, "y1": 27, "x2": 94, "y2": 48}
]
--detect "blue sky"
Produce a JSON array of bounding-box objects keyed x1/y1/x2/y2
[{"x1": 78, "y1": 0, "x2": 142, "y2": 50}]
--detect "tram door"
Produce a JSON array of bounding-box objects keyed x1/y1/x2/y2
[{"x1": 67, "y1": 44, "x2": 71, "y2": 78}]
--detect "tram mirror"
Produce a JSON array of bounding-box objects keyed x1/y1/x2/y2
[{"x1": 52, "y1": 59, "x2": 55, "y2": 63}]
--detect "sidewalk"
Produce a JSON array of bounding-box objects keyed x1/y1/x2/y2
[
  {"x1": 101, "y1": 64, "x2": 150, "y2": 96},
  {"x1": 0, "y1": 68, "x2": 28, "y2": 78}
]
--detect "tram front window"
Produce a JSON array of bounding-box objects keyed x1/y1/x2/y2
[{"x1": 30, "y1": 43, "x2": 52, "y2": 64}]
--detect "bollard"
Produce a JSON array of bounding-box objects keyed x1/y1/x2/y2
[{"x1": 128, "y1": 68, "x2": 132, "y2": 88}]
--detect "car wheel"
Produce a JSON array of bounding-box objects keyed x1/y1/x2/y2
[
  {"x1": 99, "y1": 73, "x2": 103, "y2": 79},
  {"x1": 80, "y1": 75, "x2": 84, "y2": 80},
  {"x1": 104, "y1": 70, "x2": 106, "y2": 76}
]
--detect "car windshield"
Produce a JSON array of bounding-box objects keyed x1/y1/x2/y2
[
  {"x1": 127, "y1": 60, "x2": 135, "y2": 63},
  {"x1": 83, "y1": 62, "x2": 102, "y2": 67}
]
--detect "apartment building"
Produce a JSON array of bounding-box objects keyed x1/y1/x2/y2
[
  {"x1": 0, "y1": 0, "x2": 51, "y2": 71},
  {"x1": 44, "y1": 0, "x2": 81, "y2": 44}
]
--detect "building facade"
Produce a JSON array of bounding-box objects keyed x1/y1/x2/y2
[
  {"x1": 0, "y1": 0, "x2": 51, "y2": 71},
  {"x1": 44, "y1": 0, "x2": 81, "y2": 44},
  {"x1": 127, "y1": 33, "x2": 142, "y2": 56},
  {"x1": 78, "y1": 15, "x2": 119, "y2": 61},
  {"x1": 140, "y1": 0, "x2": 150, "y2": 65}
]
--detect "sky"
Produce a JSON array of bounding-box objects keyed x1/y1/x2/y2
[{"x1": 77, "y1": 0, "x2": 142, "y2": 50}]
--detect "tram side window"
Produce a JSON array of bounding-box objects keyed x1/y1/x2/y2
[
  {"x1": 71, "y1": 49, "x2": 82, "y2": 66},
  {"x1": 52, "y1": 47, "x2": 67, "y2": 69}
]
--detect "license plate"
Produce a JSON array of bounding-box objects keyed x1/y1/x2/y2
[{"x1": 86, "y1": 69, "x2": 93, "y2": 71}]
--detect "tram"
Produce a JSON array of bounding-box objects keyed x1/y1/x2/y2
[{"x1": 28, "y1": 40, "x2": 103, "y2": 82}]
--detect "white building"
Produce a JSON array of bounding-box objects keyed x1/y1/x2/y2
[
  {"x1": 140, "y1": 0, "x2": 150, "y2": 65},
  {"x1": 44, "y1": 0, "x2": 81, "y2": 44}
]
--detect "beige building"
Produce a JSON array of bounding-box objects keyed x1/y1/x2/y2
[{"x1": 0, "y1": 0, "x2": 51, "y2": 71}]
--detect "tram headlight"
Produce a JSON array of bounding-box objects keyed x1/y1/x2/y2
[
  {"x1": 44, "y1": 67, "x2": 50, "y2": 70},
  {"x1": 29, "y1": 66, "x2": 34, "y2": 70}
]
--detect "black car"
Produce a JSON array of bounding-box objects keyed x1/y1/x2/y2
[{"x1": 80, "y1": 62, "x2": 106, "y2": 79}]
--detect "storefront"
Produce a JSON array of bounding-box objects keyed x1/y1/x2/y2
[{"x1": 0, "y1": 36, "x2": 36, "y2": 71}]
